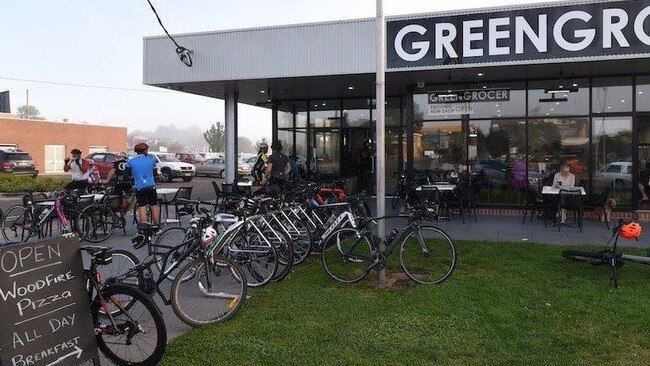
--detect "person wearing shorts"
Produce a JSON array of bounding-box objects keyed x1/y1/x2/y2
[
  {"x1": 106, "y1": 152, "x2": 134, "y2": 213},
  {"x1": 127, "y1": 143, "x2": 160, "y2": 225}
]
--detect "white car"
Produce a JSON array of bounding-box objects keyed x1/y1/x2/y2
[
  {"x1": 595, "y1": 161, "x2": 632, "y2": 190},
  {"x1": 151, "y1": 152, "x2": 196, "y2": 182},
  {"x1": 197, "y1": 157, "x2": 251, "y2": 177}
]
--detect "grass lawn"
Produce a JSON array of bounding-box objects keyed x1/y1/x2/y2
[{"x1": 160, "y1": 241, "x2": 650, "y2": 366}]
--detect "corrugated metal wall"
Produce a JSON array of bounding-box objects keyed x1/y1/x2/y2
[{"x1": 143, "y1": 19, "x2": 376, "y2": 85}]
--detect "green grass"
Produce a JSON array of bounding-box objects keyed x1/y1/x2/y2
[{"x1": 160, "y1": 241, "x2": 650, "y2": 366}]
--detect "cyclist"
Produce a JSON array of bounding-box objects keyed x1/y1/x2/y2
[
  {"x1": 85, "y1": 159, "x2": 102, "y2": 187},
  {"x1": 260, "y1": 141, "x2": 291, "y2": 191},
  {"x1": 252, "y1": 143, "x2": 269, "y2": 183},
  {"x1": 106, "y1": 152, "x2": 133, "y2": 213},
  {"x1": 63, "y1": 148, "x2": 90, "y2": 191},
  {"x1": 127, "y1": 143, "x2": 160, "y2": 225}
]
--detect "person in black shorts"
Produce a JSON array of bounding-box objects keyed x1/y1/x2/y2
[{"x1": 106, "y1": 152, "x2": 133, "y2": 213}]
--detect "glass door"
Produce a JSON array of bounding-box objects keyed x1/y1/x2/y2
[
  {"x1": 310, "y1": 129, "x2": 341, "y2": 179},
  {"x1": 343, "y1": 128, "x2": 374, "y2": 193}
]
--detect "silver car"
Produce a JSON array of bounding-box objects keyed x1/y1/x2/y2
[{"x1": 196, "y1": 158, "x2": 251, "y2": 178}]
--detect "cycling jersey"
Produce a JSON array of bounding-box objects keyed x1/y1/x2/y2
[{"x1": 127, "y1": 154, "x2": 157, "y2": 190}]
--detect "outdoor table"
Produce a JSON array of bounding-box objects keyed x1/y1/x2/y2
[
  {"x1": 156, "y1": 187, "x2": 179, "y2": 200},
  {"x1": 541, "y1": 186, "x2": 586, "y2": 228}
]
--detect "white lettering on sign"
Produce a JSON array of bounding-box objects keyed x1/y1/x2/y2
[
  {"x1": 389, "y1": 2, "x2": 650, "y2": 66},
  {"x1": 1, "y1": 244, "x2": 61, "y2": 275}
]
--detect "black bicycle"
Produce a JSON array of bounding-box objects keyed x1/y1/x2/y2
[
  {"x1": 562, "y1": 219, "x2": 648, "y2": 287},
  {"x1": 321, "y1": 201, "x2": 457, "y2": 284},
  {"x1": 82, "y1": 245, "x2": 167, "y2": 366}
]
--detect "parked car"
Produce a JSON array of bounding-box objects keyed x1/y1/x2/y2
[
  {"x1": 198, "y1": 157, "x2": 252, "y2": 177},
  {"x1": 0, "y1": 148, "x2": 38, "y2": 177},
  {"x1": 595, "y1": 161, "x2": 632, "y2": 190},
  {"x1": 241, "y1": 155, "x2": 258, "y2": 172},
  {"x1": 175, "y1": 153, "x2": 205, "y2": 165},
  {"x1": 86, "y1": 152, "x2": 120, "y2": 179},
  {"x1": 151, "y1": 152, "x2": 196, "y2": 182},
  {"x1": 471, "y1": 159, "x2": 508, "y2": 188}
]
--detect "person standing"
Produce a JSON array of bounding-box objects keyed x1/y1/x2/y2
[
  {"x1": 106, "y1": 152, "x2": 133, "y2": 213},
  {"x1": 127, "y1": 143, "x2": 160, "y2": 225},
  {"x1": 252, "y1": 143, "x2": 269, "y2": 183},
  {"x1": 260, "y1": 141, "x2": 291, "y2": 190},
  {"x1": 63, "y1": 148, "x2": 90, "y2": 191}
]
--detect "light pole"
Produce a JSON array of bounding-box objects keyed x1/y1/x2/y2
[{"x1": 376, "y1": 0, "x2": 386, "y2": 285}]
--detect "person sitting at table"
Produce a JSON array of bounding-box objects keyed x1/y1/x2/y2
[
  {"x1": 127, "y1": 142, "x2": 161, "y2": 226},
  {"x1": 553, "y1": 163, "x2": 576, "y2": 223},
  {"x1": 552, "y1": 163, "x2": 575, "y2": 188}
]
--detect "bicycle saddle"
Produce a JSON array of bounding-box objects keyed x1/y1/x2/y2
[{"x1": 137, "y1": 222, "x2": 160, "y2": 234}]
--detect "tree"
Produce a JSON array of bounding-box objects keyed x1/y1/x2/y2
[
  {"x1": 203, "y1": 122, "x2": 225, "y2": 152},
  {"x1": 17, "y1": 105, "x2": 45, "y2": 120},
  {"x1": 238, "y1": 136, "x2": 255, "y2": 154}
]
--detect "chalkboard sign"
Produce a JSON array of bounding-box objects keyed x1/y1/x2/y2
[{"x1": 0, "y1": 236, "x2": 98, "y2": 366}]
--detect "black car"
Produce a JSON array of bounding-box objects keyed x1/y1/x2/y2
[{"x1": 0, "y1": 149, "x2": 38, "y2": 177}]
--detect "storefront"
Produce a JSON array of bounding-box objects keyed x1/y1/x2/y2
[{"x1": 143, "y1": 0, "x2": 650, "y2": 209}]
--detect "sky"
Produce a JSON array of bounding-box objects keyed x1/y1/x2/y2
[{"x1": 0, "y1": 0, "x2": 563, "y2": 142}]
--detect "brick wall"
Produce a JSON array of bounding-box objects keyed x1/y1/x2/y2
[{"x1": 0, "y1": 117, "x2": 127, "y2": 174}]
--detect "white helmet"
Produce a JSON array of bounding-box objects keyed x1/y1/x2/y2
[{"x1": 202, "y1": 227, "x2": 217, "y2": 246}]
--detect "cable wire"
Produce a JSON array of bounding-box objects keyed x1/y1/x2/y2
[
  {"x1": 145, "y1": 0, "x2": 193, "y2": 67},
  {"x1": 0, "y1": 76, "x2": 174, "y2": 93}
]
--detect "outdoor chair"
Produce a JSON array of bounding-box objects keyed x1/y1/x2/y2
[
  {"x1": 522, "y1": 187, "x2": 553, "y2": 226},
  {"x1": 159, "y1": 186, "x2": 193, "y2": 225},
  {"x1": 583, "y1": 186, "x2": 612, "y2": 229},
  {"x1": 557, "y1": 189, "x2": 583, "y2": 232},
  {"x1": 448, "y1": 181, "x2": 477, "y2": 223}
]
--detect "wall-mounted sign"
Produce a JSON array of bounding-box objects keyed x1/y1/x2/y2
[
  {"x1": 428, "y1": 88, "x2": 510, "y2": 103},
  {"x1": 428, "y1": 103, "x2": 473, "y2": 116},
  {"x1": 387, "y1": 0, "x2": 650, "y2": 69},
  {"x1": 0, "y1": 236, "x2": 98, "y2": 366}
]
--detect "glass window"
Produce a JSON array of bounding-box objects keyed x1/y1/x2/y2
[
  {"x1": 297, "y1": 111, "x2": 308, "y2": 128},
  {"x1": 592, "y1": 77, "x2": 632, "y2": 113},
  {"x1": 295, "y1": 129, "x2": 307, "y2": 157},
  {"x1": 371, "y1": 97, "x2": 403, "y2": 126},
  {"x1": 342, "y1": 110, "x2": 371, "y2": 127},
  {"x1": 278, "y1": 110, "x2": 293, "y2": 128},
  {"x1": 467, "y1": 82, "x2": 526, "y2": 119},
  {"x1": 527, "y1": 117, "x2": 589, "y2": 192},
  {"x1": 637, "y1": 76, "x2": 650, "y2": 112},
  {"x1": 469, "y1": 118, "x2": 527, "y2": 205},
  {"x1": 528, "y1": 79, "x2": 589, "y2": 116},
  {"x1": 413, "y1": 120, "x2": 465, "y2": 174},
  {"x1": 592, "y1": 116, "x2": 633, "y2": 206},
  {"x1": 310, "y1": 109, "x2": 342, "y2": 128},
  {"x1": 413, "y1": 84, "x2": 468, "y2": 121},
  {"x1": 277, "y1": 129, "x2": 294, "y2": 155}
]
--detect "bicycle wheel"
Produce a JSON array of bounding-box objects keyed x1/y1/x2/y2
[
  {"x1": 228, "y1": 230, "x2": 278, "y2": 287},
  {"x1": 92, "y1": 284, "x2": 167, "y2": 366},
  {"x1": 1, "y1": 205, "x2": 33, "y2": 243},
  {"x1": 100, "y1": 249, "x2": 140, "y2": 285},
  {"x1": 65, "y1": 208, "x2": 89, "y2": 241},
  {"x1": 171, "y1": 256, "x2": 247, "y2": 327},
  {"x1": 278, "y1": 217, "x2": 312, "y2": 265},
  {"x1": 83, "y1": 205, "x2": 117, "y2": 243},
  {"x1": 264, "y1": 228, "x2": 294, "y2": 283},
  {"x1": 154, "y1": 227, "x2": 197, "y2": 282},
  {"x1": 399, "y1": 225, "x2": 457, "y2": 285},
  {"x1": 321, "y1": 227, "x2": 373, "y2": 284}
]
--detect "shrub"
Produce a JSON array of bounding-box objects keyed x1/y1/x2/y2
[{"x1": 0, "y1": 174, "x2": 67, "y2": 193}]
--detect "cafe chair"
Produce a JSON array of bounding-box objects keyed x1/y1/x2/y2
[
  {"x1": 159, "y1": 186, "x2": 193, "y2": 225},
  {"x1": 583, "y1": 186, "x2": 612, "y2": 230},
  {"x1": 557, "y1": 189, "x2": 583, "y2": 232},
  {"x1": 522, "y1": 187, "x2": 553, "y2": 226}
]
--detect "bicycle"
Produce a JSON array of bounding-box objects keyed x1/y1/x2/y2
[
  {"x1": 82, "y1": 245, "x2": 166, "y2": 366},
  {"x1": 321, "y1": 202, "x2": 457, "y2": 285},
  {"x1": 1, "y1": 191, "x2": 88, "y2": 244},
  {"x1": 562, "y1": 219, "x2": 647, "y2": 287}
]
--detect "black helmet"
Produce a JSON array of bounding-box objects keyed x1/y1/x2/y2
[
  {"x1": 71, "y1": 148, "x2": 82, "y2": 155},
  {"x1": 134, "y1": 142, "x2": 149, "y2": 154}
]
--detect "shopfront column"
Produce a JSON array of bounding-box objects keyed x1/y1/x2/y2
[{"x1": 225, "y1": 91, "x2": 238, "y2": 184}]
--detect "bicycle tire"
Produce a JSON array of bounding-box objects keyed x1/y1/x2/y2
[
  {"x1": 321, "y1": 227, "x2": 373, "y2": 284},
  {"x1": 266, "y1": 228, "x2": 294, "y2": 283},
  {"x1": 171, "y1": 256, "x2": 247, "y2": 327},
  {"x1": 278, "y1": 217, "x2": 312, "y2": 265},
  {"x1": 399, "y1": 225, "x2": 457, "y2": 285},
  {"x1": 226, "y1": 229, "x2": 278, "y2": 287},
  {"x1": 92, "y1": 284, "x2": 167, "y2": 366},
  {"x1": 96, "y1": 249, "x2": 141, "y2": 316},
  {"x1": 64, "y1": 208, "x2": 89, "y2": 241},
  {"x1": 154, "y1": 226, "x2": 197, "y2": 282},
  {"x1": 1, "y1": 205, "x2": 33, "y2": 244},
  {"x1": 83, "y1": 204, "x2": 117, "y2": 243}
]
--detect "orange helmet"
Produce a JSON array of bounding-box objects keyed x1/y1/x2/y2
[{"x1": 619, "y1": 221, "x2": 642, "y2": 240}]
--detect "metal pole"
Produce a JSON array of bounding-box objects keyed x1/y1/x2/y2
[
  {"x1": 225, "y1": 91, "x2": 237, "y2": 184},
  {"x1": 375, "y1": 0, "x2": 386, "y2": 285},
  {"x1": 25, "y1": 89, "x2": 29, "y2": 119}
]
